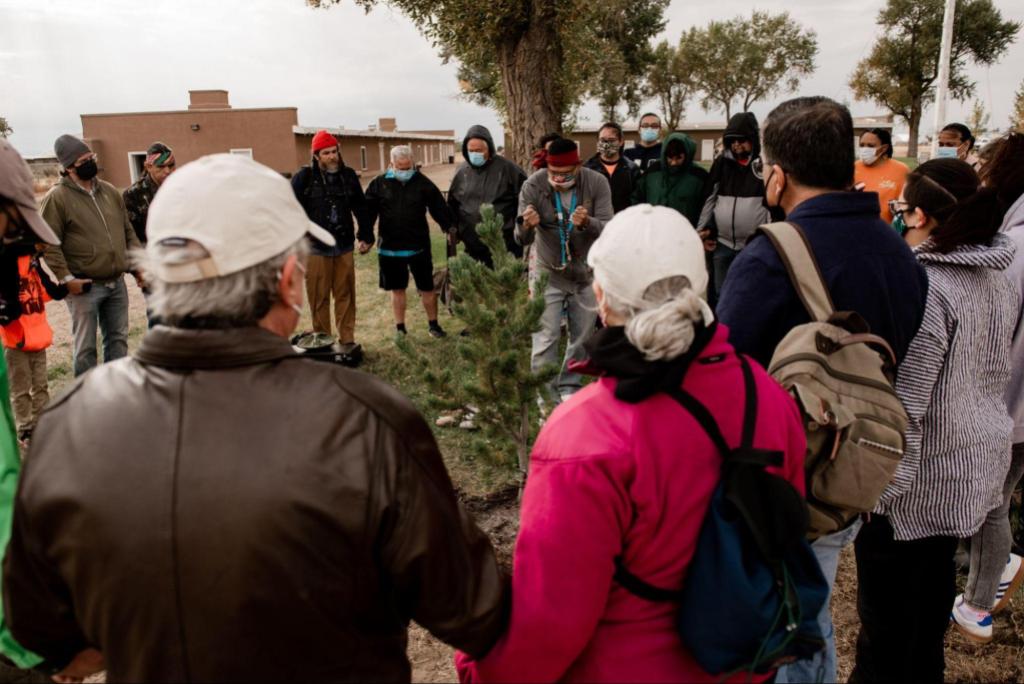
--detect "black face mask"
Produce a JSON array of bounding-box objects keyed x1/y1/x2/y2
[
  {"x1": 734, "y1": 149, "x2": 752, "y2": 162},
  {"x1": 74, "y1": 158, "x2": 99, "y2": 181}
]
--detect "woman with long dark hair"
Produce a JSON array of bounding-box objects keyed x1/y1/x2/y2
[
  {"x1": 853, "y1": 158, "x2": 1019, "y2": 680},
  {"x1": 950, "y1": 132, "x2": 1024, "y2": 643}
]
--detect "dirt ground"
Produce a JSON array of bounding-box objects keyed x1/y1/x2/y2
[{"x1": 32, "y1": 160, "x2": 1024, "y2": 682}]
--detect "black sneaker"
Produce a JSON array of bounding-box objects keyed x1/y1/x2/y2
[{"x1": 428, "y1": 323, "x2": 447, "y2": 338}]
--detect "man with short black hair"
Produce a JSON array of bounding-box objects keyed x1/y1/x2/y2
[
  {"x1": 938, "y1": 122, "x2": 975, "y2": 161},
  {"x1": 583, "y1": 122, "x2": 640, "y2": 214},
  {"x1": 717, "y1": 96, "x2": 928, "y2": 684},
  {"x1": 624, "y1": 112, "x2": 663, "y2": 173},
  {"x1": 123, "y1": 142, "x2": 175, "y2": 245},
  {"x1": 516, "y1": 138, "x2": 613, "y2": 403}
]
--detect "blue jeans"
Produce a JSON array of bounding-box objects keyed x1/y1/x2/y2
[
  {"x1": 776, "y1": 519, "x2": 863, "y2": 684},
  {"x1": 712, "y1": 242, "x2": 741, "y2": 299},
  {"x1": 531, "y1": 280, "x2": 597, "y2": 401},
  {"x1": 66, "y1": 277, "x2": 130, "y2": 376}
]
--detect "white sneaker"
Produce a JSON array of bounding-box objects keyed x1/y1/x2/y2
[
  {"x1": 993, "y1": 552, "x2": 1024, "y2": 614},
  {"x1": 950, "y1": 595, "x2": 993, "y2": 643}
]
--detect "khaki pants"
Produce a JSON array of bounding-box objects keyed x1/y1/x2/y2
[
  {"x1": 4, "y1": 348, "x2": 49, "y2": 434},
  {"x1": 306, "y1": 252, "x2": 356, "y2": 343}
]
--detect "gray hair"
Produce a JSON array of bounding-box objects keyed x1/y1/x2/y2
[
  {"x1": 390, "y1": 145, "x2": 414, "y2": 164},
  {"x1": 133, "y1": 238, "x2": 309, "y2": 329},
  {"x1": 602, "y1": 276, "x2": 705, "y2": 361}
]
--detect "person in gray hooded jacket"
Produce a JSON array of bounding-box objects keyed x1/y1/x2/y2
[
  {"x1": 448, "y1": 125, "x2": 527, "y2": 267},
  {"x1": 515, "y1": 138, "x2": 613, "y2": 403}
]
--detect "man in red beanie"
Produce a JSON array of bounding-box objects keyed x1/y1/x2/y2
[{"x1": 291, "y1": 130, "x2": 371, "y2": 343}]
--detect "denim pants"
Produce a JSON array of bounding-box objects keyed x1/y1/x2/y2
[
  {"x1": 965, "y1": 442, "x2": 1024, "y2": 610},
  {"x1": 531, "y1": 280, "x2": 597, "y2": 401},
  {"x1": 66, "y1": 277, "x2": 130, "y2": 377},
  {"x1": 775, "y1": 519, "x2": 862, "y2": 684},
  {"x1": 712, "y1": 243, "x2": 741, "y2": 298}
]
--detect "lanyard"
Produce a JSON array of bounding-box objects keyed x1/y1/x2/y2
[{"x1": 553, "y1": 189, "x2": 577, "y2": 266}]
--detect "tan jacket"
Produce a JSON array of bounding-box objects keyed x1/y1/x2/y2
[
  {"x1": 4, "y1": 326, "x2": 508, "y2": 682},
  {"x1": 40, "y1": 176, "x2": 142, "y2": 281}
]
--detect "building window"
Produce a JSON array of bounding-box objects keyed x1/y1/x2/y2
[
  {"x1": 229, "y1": 148, "x2": 253, "y2": 158},
  {"x1": 360, "y1": 146, "x2": 367, "y2": 170},
  {"x1": 128, "y1": 152, "x2": 147, "y2": 183}
]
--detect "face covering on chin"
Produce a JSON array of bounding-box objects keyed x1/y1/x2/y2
[
  {"x1": 468, "y1": 151, "x2": 487, "y2": 167},
  {"x1": 935, "y1": 146, "x2": 959, "y2": 159},
  {"x1": 858, "y1": 147, "x2": 881, "y2": 165},
  {"x1": 640, "y1": 128, "x2": 659, "y2": 144},
  {"x1": 74, "y1": 158, "x2": 99, "y2": 181}
]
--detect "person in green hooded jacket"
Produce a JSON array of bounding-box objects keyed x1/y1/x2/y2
[{"x1": 632, "y1": 132, "x2": 710, "y2": 226}]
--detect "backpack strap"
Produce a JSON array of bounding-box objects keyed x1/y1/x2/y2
[
  {"x1": 613, "y1": 355, "x2": 776, "y2": 602},
  {"x1": 757, "y1": 221, "x2": 835, "y2": 322}
]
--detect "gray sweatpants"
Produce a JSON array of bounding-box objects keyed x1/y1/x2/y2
[{"x1": 964, "y1": 442, "x2": 1024, "y2": 611}]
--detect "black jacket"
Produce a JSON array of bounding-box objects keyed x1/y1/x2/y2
[
  {"x1": 697, "y1": 112, "x2": 772, "y2": 249},
  {"x1": 291, "y1": 159, "x2": 371, "y2": 256},
  {"x1": 583, "y1": 154, "x2": 641, "y2": 214},
  {"x1": 365, "y1": 172, "x2": 452, "y2": 252},
  {"x1": 448, "y1": 125, "x2": 527, "y2": 237},
  {"x1": 624, "y1": 142, "x2": 662, "y2": 174},
  {"x1": 4, "y1": 326, "x2": 509, "y2": 682}
]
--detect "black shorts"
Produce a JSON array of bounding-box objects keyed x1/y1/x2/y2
[{"x1": 379, "y1": 250, "x2": 434, "y2": 292}]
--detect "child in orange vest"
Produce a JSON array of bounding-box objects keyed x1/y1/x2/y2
[{"x1": 0, "y1": 245, "x2": 90, "y2": 444}]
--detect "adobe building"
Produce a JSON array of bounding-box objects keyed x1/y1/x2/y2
[
  {"x1": 561, "y1": 114, "x2": 896, "y2": 164},
  {"x1": 80, "y1": 90, "x2": 457, "y2": 188}
]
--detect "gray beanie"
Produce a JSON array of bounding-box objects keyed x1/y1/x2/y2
[{"x1": 54, "y1": 134, "x2": 91, "y2": 169}]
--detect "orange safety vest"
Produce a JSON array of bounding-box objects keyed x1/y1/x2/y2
[{"x1": 0, "y1": 255, "x2": 54, "y2": 353}]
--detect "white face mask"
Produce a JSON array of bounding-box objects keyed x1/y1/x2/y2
[{"x1": 858, "y1": 146, "x2": 880, "y2": 165}]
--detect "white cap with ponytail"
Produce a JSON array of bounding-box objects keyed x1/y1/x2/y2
[{"x1": 588, "y1": 204, "x2": 714, "y2": 361}]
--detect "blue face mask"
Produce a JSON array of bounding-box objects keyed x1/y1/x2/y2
[
  {"x1": 935, "y1": 146, "x2": 959, "y2": 159},
  {"x1": 639, "y1": 127, "x2": 659, "y2": 144},
  {"x1": 393, "y1": 168, "x2": 415, "y2": 182},
  {"x1": 468, "y1": 151, "x2": 487, "y2": 167}
]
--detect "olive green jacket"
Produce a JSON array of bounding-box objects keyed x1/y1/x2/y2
[{"x1": 41, "y1": 177, "x2": 142, "y2": 282}]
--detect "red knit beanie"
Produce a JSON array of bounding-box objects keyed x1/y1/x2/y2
[{"x1": 312, "y1": 130, "x2": 339, "y2": 154}]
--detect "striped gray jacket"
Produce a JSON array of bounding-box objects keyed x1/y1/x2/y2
[{"x1": 876, "y1": 233, "x2": 1020, "y2": 540}]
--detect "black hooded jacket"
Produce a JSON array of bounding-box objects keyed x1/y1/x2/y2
[
  {"x1": 697, "y1": 112, "x2": 772, "y2": 250},
  {"x1": 447, "y1": 125, "x2": 527, "y2": 237},
  {"x1": 583, "y1": 154, "x2": 641, "y2": 214}
]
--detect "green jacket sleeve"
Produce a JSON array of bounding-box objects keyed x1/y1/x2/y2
[
  {"x1": 0, "y1": 355, "x2": 43, "y2": 668},
  {"x1": 40, "y1": 191, "x2": 71, "y2": 282}
]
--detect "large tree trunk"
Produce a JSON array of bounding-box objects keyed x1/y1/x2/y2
[
  {"x1": 907, "y1": 98, "x2": 924, "y2": 160},
  {"x1": 497, "y1": 9, "x2": 563, "y2": 169}
]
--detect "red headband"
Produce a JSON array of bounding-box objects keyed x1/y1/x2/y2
[{"x1": 547, "y1": 149, "x2": 580, "y2": 166}]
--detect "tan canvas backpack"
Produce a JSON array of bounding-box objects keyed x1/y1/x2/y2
[{"x1": 760, "y1": 222, "x2": 908, "y2": 539}]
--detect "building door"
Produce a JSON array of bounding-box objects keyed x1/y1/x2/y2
[
  {"x1": 701, "y1": 139, "x2": 714, "y2": 162},
  {"x1": 378, "y1": 142, "x2": 385, "y2": 170}
]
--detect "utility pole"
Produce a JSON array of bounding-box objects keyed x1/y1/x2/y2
[{"x1": 930, "y1": 0, "x2": 956, "y2": 159}]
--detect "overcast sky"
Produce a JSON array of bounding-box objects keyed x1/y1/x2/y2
[{"x1": 2, "y1": 0, "x2": 1021, "y2": 158}]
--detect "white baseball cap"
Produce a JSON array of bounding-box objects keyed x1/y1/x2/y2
[
  {"x1": 145, "y1": 153, "x2": 335, "y2": 283},
  {"x1": 588, "y1": 204, "x2": 711, "y2": 311}
]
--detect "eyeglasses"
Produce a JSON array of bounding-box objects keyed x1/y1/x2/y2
[
  {"x1": 549, "y1": 171, "x2": 576, "y2": 183},
  {"x1": 598, "y1": 138, "x2": 620, "y2": 144},
  {"x1": 639, "y1": 123, "x2": 661, "y2": 129},
  {"x1": 888, "y1": 199, "x2": 909, "y2": 218}
]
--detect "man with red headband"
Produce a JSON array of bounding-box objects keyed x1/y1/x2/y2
[
  {"x1": 123, "y1": 142, "x2": 176, "y2": 246},
  {"x1": 516, "y1": 138, "x2": 613, "y2": 404},
  {"x1": 291, "y1": 130, "x2": 371, "y2": 344}
]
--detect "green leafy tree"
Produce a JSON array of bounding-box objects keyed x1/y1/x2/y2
[
  {"x1": 587, "y1": 1, "x2": 668, "y2": 123},
  {"x1": 0, "y1": 117, "x2": 12, "y2": 138},
  {"x1": 643, "y1": 40, "x2": 696, "y2": 131},
  {"x1": 308, "y1": 0, "x2": 668, "y2": 167},
  {"x1": 967, "y1": 99, "x2": 991, "y2": 137},
  {"x1": 399, "y1": 205, "x2": 555, "y2": 477},
  {"x1": 678, "y1": 11, "x2": 817, "y2": 120},
  {"x1": 850, "y1": 0, "x2": 1019, "y2": 158},
  {"x1": 1012, "y1": 79, "x2": 1024, "y2": 132}
]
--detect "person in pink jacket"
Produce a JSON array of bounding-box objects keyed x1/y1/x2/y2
[{"x1": 456, "y1": 204, "x2": 808, "y2": 683}]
